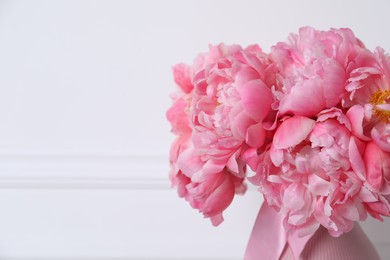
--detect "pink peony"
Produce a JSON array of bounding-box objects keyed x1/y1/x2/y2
[
  {"x1": 170, "y1": 166, "x2": 246, "y2": 226},
  {"x1": 363, "y1": 141, "x2": 390, "y2": 194},
  {"x1": 169, "y1": 133, "x2": 246, "y2": 226},
  {"x1": 360, "y1": 141, "x2": 390, "y2": 221},
  {"x1": 251, "y1": 111, "x2": 371, "y2": 237},
  {"x1": 189, "y1": 44, "x2": 275, "y2": 170},
  {"x1": 344, "y1": 47, "x2": 390, "y2": 151},
  {"x1": 167, "y1": 43, "x2": 275, "y2": 225},
  {"x1": 167, "y1": 28, "x2": 390, "y2": 238},
  {"x1": 271, "y1": 27, "x2": 365, "y2": 117}
]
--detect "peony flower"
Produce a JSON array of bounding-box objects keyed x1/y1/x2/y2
[
  {"x1": 169, "y1": 133, "x2": 246, "y2": 226},
  {"x1": 189, "y1": 44, "x2": 276, "y2": 172},
  {"x1": 167, "y1": 28, "x2": 390, "y2": 235},
  {"x1": 167, "y1": 43, "x2": 275, "y2": 225},
  {"x1": 251, "y1": 111, "x2": 371, "y2": 237},
  {"x1": 363, "y1": 141, "x2": 390, "y2": 195},
  {"x1": 357, "y1": 141, "x2": 390, "y2": 221},
  {"x1": 271, "y1": 27, "x2": 365, "y2": 117},
  {"x1": 344, "y1": 47, "x2": 390, "y2": 152}
]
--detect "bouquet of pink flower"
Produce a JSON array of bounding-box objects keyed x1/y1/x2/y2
[{"x1": 167, "y1": 26, "x2": 390, "y2": 253}]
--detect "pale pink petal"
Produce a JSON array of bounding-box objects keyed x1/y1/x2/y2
[
  {"x1": 359, "y1": 187, "x2": 378, "y2": 203},
  {"x1": 270, "y1": 143, "x2": 284, "y2": 166},
  {"x1": 322, "y1": 60, "x2": 346, "y2": 107},
  {"x1": 307, "y1": 174, "x2": 331, "y2": 196},
  {"x1": 246, "y1": 122, "x2": 266, "y2": 148},
  {"x1": 172, "y1": 63, "x2": 193, "y2": 93},
  {"x1": 317, "y1": 107, "x2": 351, "y2": 130},
  {"x1": 210, "y1": 214, "x2": 224, "y2": 226},
  {"x1": 230, "y1": 110, "x2": 254, "y2": 141},
  {"x1": 176, "y1": 148, "x2": 203, "y2": 178},
  {"x1": 364, "y1": 141, "x2": 390, "y2": 192},
  {"x1": 366, "y1": 199, "x2": 390, "y2": 220},
  {"x1": 226, "y1": 153, "x2": 240, "y2": 174},
  {"x1": 279, "y1": 79, "x2": 326, "y2": 117},
  {"x1": 349, "y1": 137, "x2": 367, "y2": 180},
  {"x1": 337, "y1": 203, "x2": 359, "y2": 221},
  {"x1": 375, "y1": 104, "x2": 390, "y2": 111},
  {"x1": 273, "y1": 116, "x2": 315, "y2": 149},
  {"x1": 241, "y1": 147, "x2": 260, "y2": 171},
  {"x1": 371, "y1": 127, "x2": 390, "y2": 152},
  {"x1": 239, "y1": 80, "x2": 273, "y2": 122},
  {"x1": 346, "y1": 105, "x2": 371, "y2": 141},
  {"x1": 201, "y1": 159, "x2": 226, "y2": 175},
  {"x1": 234, "y1": 67, "x2": 261, "y2": 87},
  {"x1": 202, "y1": 174, "x2": 235, "y2": 216}
]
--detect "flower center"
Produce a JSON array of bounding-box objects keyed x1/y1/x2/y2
[{"x1": 370, "y1": 89, "x2": 390, "y2": 122}]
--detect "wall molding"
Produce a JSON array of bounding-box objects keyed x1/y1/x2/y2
[{"x1": 0, "y1": 152, "x2": 170, "y2": 189}]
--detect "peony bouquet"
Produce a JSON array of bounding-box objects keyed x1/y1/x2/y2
[{"x1": 166, "y1": 27, "x2": 390, "y2": 256}]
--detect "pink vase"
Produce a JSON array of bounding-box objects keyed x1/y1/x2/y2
[
  {"x1": 245, "y1": 203, "x2": 380, "y2": 260},
  {"x1": 280, "y1": 223, "x2": 380, "y2": 260}
]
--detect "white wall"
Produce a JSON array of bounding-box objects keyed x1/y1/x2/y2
[{"x1": 0, "y1": 0, "x2": 389, "y2": 259}]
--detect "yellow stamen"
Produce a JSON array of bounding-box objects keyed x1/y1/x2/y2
[{"x1": 370, "y1": 90, "x2": 390, "y2": 122}]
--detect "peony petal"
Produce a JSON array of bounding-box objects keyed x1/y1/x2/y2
[
  {"x1": 307, "y1": 174, "x2": 331, "y2": 196},
  {"x1": 322, "y1": 59, "x2": 346, "y2": 107},
  {"x1": 176, "y1": 148, "x2": 204, "y2": 178},
  {"x1": 210, "y1": 213, "x2": 224, "y2": 226},
  {"x1": 235, "y1": 67, "x2": 261, "y2": 87},
  {"x1": 375, "y1": 104, "x2": 390, "y2": 111},
  {"x1": 317, "y1": 107, "x2": 351, "y2": 130},
  {"x1": 366, "y1": 199, "x2": 390, "y2": 220},
  {"x1": 166, "y1": 97, "x2": 191, "y2": 135},
  {"x1": 337, "y1": 203, "x2": 359, "y2": 221},
  {"x1": 359, "y1": 187, "x2": 378, "y2": 203},
  {"x1": 273, "y1": 116, "x2": 315, "y2": 149},
  {"x1": 172, "y1": 63, "x2": 193, "y2": 93},
  {"x1": 349, "y1": 137, "x2": 366, "y2": 180},
  {"x1": 364, "y1": 141, "x2": 390, "y2": 192},
  {"x1": 246, "y1": 122, "x2": 266, "y2": 148},
  {"x1": 202, "y1": 159, "x2": 226, "y2": 175},
  {"x1": 371, "y1": 127, "x2": 390, "y2": 152},
  {"x1": 270, "y1": 143, "x2": 284, "y2": 166},
  {"x1": 226, "y1": 153, "x2": 239, "y2": 174},
  {"x1": 241, "y1": 147, "x2": 260, "y2": 171},
  {"x1": 202, "y1": 173, "x2": 235, "y2": 217},
  {"x1": 346, "y1": 105, "x2": 371, "y2": 141},
  {"x1": 230, "y1": 110, "x2": 254, "y2": 141},
  {"x1": 279, "y1": 78, "x2": 326, "y2": 117},
  {"x1": 239, "y1": 80, "x2": 273, "y2": 122}
]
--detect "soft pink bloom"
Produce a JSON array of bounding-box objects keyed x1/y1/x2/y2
[
  {"x1": 167, "y1": 43, "x2": 275, "y2": 225},
  {"x1": 344, "y1": 47, "x2": 390, "y2": 151},
  {"x1": 189, "y1": 44, "x2": 275, "y2": 171},
  {"x1": 251, "y1": 111, "x2": 371, "y2": 237},
  {"x1": 271, "y1": 27, "x2": 365, "y2": 117},
  {"x1": 169, "y1": 134, "x2": 246, "y2": 226},
  {"x1": 167, "y1": 28, "x2": 390, "y2": 232},
  {"x1": 363, "y1": 141, "x2": 390, "y2": 192}
]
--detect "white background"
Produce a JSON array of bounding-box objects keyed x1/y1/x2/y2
[{"x1": 0, "y1": 0, "x2": 389, "y2": 259}]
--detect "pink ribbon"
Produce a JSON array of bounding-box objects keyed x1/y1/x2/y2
[{"x1": 244, "y1": 202, "x2": 317, "y2": 260}]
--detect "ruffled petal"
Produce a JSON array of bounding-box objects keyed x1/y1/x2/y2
[{"x1": 273, "y1": 116, "x2": 315, "y2": 149}]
